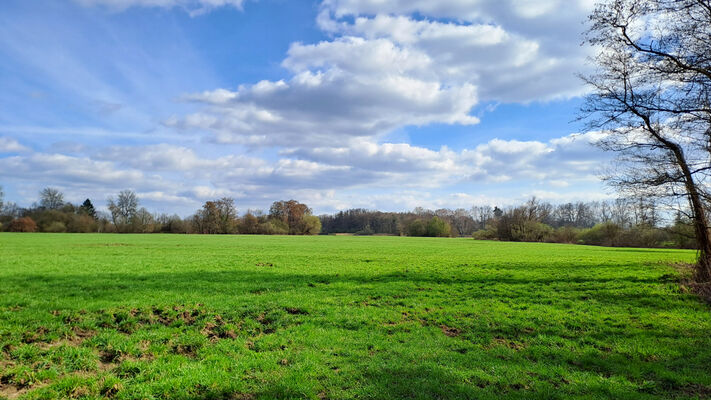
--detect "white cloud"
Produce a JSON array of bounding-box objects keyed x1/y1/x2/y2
[
  {"x1": 172, "y1": 64, "x2": 479, "y2": 146},
  {"x1": 0, "y1": 131, "x2": 609, "y2": 214},
  {"x1": 315, "y1": 8, "x2": 591, "y2": 102},
  {"x1": 175, "y1": 0, "x2": 593, "y2": 149},
  {"x1": 0, "y1": 137, "x2": 29, "y2": 153},
  {"x1": 0, "y1": 1, "x2": 607, "y2": 214}
]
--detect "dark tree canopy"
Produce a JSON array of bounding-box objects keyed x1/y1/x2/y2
[
  {"x1": 581, "y1": 0, "x2": 711, "y2": 281},
  {"x1": 80, "y1": 199, "x2": 97, "y2": 219}
]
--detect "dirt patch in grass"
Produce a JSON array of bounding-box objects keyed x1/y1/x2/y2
[
  {"x1": 202, "y1": 315, "x2": 238, "y2": 341},
  {"x1": 284, "y1": 307, "x2": 308, "y2": 315},
  {"x1": 255, "y1": 262, "x2": 274, "y2": 267},
  {"x1": 0, "y1": 379, "x2": 51, "y2": 400},
  {"x1": 21, "y1": 326, "x2": 49, "y2": 344},
  {"x1": 36, "y1": 336, "x2": 86, "y2": 351},
  {"x1": 1, "y1": 383, "x2": 34, "y2": 400},
  {"x1": 488, "y1": 337, "x2": 526, "y2": 351},
  {"x1": 440, "y1": 325, "x2": 461, "y2": 337}
]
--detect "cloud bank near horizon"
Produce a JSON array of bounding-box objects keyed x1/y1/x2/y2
[{"x1": 0, "y1": 0, "x2": 605, "y2": 215}]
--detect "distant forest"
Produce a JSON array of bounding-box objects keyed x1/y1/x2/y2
[{"x1": 0, "y1": 186, "x2": 696, "y2": 249}]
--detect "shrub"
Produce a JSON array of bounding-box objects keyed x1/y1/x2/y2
[
  {"x1": 624, "y1": 225, "x2": 665, "y2": 248},
  {"x1": 44, "y1": 221, "x2": 67, "y2": 233},
  {"x1": 300, "y1": 215, "x2": 322, "y2": 235},
  {"x1": 668, "y1": 220, "x2": 696, "y2": 249},
  {"x1": 426, "y1": 217, "x2": 451, "y2": 237},
  {"x1": 67, "y1": 214, "x2": 97, "y2": 233},
  {"x1": 239, "y1": 213, "x2": 259, "y2": 234},
  {"x1": 550, "y1": 226, "x2": 581, "y2": 244},
  {"x1": 578, "y1": 222, "x2": 622, "y2": 246},
  {"x1": 510, "y1": 221, "x2": 553, "y2": 242},
  {"x1": 472, "y1": 228, "x2": 497, "y2": 240},
  {"x1": 406, "y1": 219, "x2": 427, "y2": 237},
  {"x1": 8, "y1": 217, "x2": 37, "y2": 232},
  {"x1": 258, "y1": 220, "x2": 288, "y2": 235}
]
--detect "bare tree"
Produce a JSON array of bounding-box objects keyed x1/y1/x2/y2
[
  {"x1": 107, "y1": 190, "x2": 139, "y2": 232},
  {"x1": 581, "y1": 0, "x2": 711, "y2": 281},
  {"x1": 193, "y1": 197, "x2": 238, "y2": 234},
  {"x1": 0, "y1": 185, "x2": 4, "y2": 212},
  {"x1": 39, "y1": 187, "x2": 64, "y2": 209},
  {"x1": 471, "y1": 206, "x2": 493, "y2": 230}
]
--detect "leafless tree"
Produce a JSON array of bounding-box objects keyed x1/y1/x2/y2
[
  {"x1": 581, "y1": 0, "x2": 711, "y2": 281},
  {"x1": 107, "y1": 190, "x2": 139, "y2": 232},
  {"x1": 39, "y1": 187, "x2": 64, "y2": 209}
]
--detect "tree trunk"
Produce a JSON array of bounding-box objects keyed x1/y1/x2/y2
[
  {"x1": 688, "y1": 185, "x2": 711, "y2": 282},
  {"x1": 679, "y1": 159, "x2": 711, "y2": 282},
  {"x1": 659, "y1": 136, "x2": 711, "y2": 282}
]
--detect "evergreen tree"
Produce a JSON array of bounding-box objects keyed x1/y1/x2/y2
[{"x1": 80, "y1": 199, "x2": 97, "y2": 219}]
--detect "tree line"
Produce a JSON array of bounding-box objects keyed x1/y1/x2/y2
[
  {"x1": 0, "y1": 185, "x2": 696, "y2": 249},
  {"x1": 0, "y1": 187, "x2": 321, "y2": 235},
  {"x1": 319, "y1": 197, "x2": 694, "y2": 248}
]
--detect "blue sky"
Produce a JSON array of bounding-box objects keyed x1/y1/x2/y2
[{"x1": 0, "y1": 0, "x2": 612, "y2": 216}]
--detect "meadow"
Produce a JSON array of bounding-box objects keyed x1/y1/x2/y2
[{"x1": 0, "y1": 233, "x2": 709, "y2": 400}]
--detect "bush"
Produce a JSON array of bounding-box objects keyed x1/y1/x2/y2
[
  {"x1": 510, "y1": 221, "x2": 553, "y2": 242},
  {"x1": 624, "y1": 225, "x2": 665, "y2": 248},
  {"x1": 239, "y1": 213, "x2": 259, "y2": 234},
  {"x1": 8, "y1": 217, "x2": 37, "y2": 232},
  {"x1": 578, "y1": 222, "x2": 622, "y2": 246},
  {"x1": 426, "y1": 217, "x2": 451, "y2": 237},
  {"x1": 300, "y1": 215, "x2": 322, "y2": 235},
  {"x1": 550, "y1": 226, "x2": 581, "y2": 244},
  {"x1": 67, "y1": 214, "x2": 97, "y2": 233},
  {"x1": 406, "y1": 220, "x2": 427, "y2": 237},
  {"x1": 668, "y1": 220, "x2": 696, "y2": 249},
  {"x1": 44, "y1": 221, "x2": 67, "y2": 233},
  {"x1": 258, "y1": 220, "x2": 288, "y2": 235}
]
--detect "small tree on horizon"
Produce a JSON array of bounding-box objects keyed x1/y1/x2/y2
[
  {"x1": 39, "y1": 187, "x2": 64, "y2": 210},
  {"x1": 107, "y1": 190, "x2": 139, "y2": 233},
  {"x1": 80, "y1": 199, "x2": 97, "y2": 219}
]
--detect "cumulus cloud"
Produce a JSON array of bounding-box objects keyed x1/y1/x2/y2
[
  {"x1": 172, "y1": 61, "x2": 479, "y2": 146},
  {"x1": 173, "y1": 0, "x2": 594, "y2": 148},
  {"x1": 288, "y1": 132, "x2": 609, "y2": 188},
  {"x1": 0, "y1": 153, "x2": 149, "y2": 188},
  {"x1": 0, "y1": 1, "x2": 606, "y2": 213},
  {"x1": 315, "y1": 4, "x2": 593, "y2": 102},
  {"x1": 0, "y1": 130, "x2": 609, "y2": 213}
]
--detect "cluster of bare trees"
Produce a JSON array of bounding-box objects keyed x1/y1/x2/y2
[
  {"x1": 0, "y1": 186, "x2": 321, "y2": 235},
  {"x1": 190, "y1": 198, "x2": 321, "y2": 235},
  {"x1": 0, "y1": 186, "x2": 102, "y2": 233},
  {"x1": 474, "y1": 197, "x2": 693, "y2": 248},
  {"x1": 319, "y1": 197, "x2": 686, "y2": 244},
  {"x1": 0, "y1": 184, "x2": 698, "y2": 248}
]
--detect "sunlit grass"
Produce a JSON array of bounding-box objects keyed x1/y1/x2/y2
[{"x1": 0, "y1": 233, "x2": 708, "y2": 399}]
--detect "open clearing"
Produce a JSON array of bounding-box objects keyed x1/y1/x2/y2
[{"x1": 0, "y1": 233, "x2": 709, "y2": 399}]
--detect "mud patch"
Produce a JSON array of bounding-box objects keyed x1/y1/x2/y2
[{"x1": 440, "y1": 325, "x2": 461, "y2": 337}]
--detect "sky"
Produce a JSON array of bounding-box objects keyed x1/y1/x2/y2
[{"x1": 0, "y1": 0, "x2": 614, "y2": 216}]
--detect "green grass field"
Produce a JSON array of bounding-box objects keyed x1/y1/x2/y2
[{"x1": 1, "y1": 233, "x2": 709, "y2": 400}]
